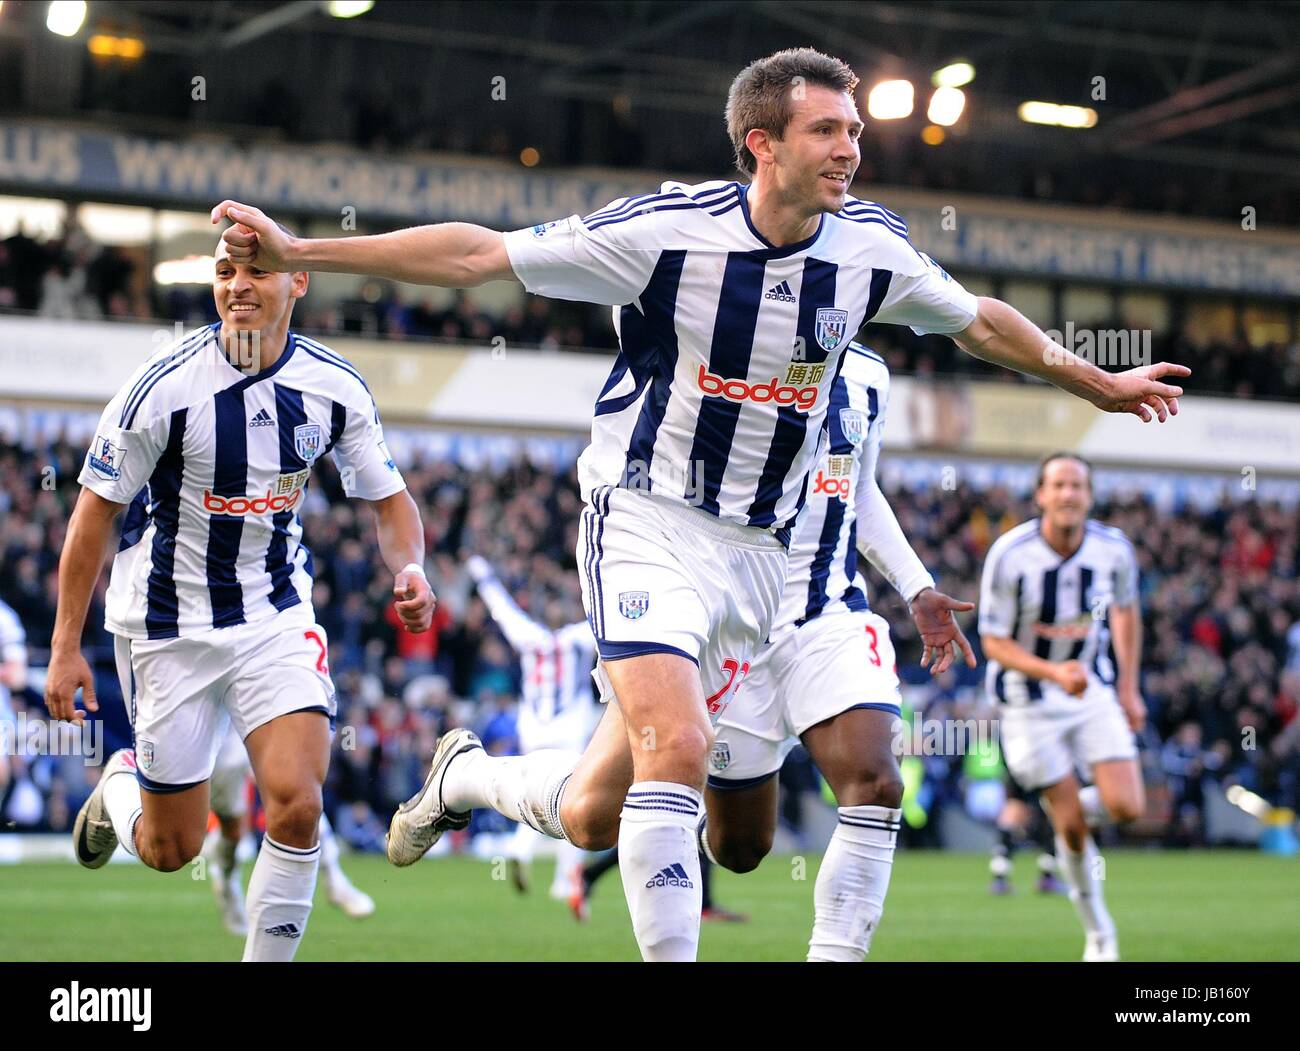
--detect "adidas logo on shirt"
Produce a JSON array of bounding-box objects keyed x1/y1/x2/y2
[
  {"x1": 764, "y1": 280, "x2": 796, "y2": 303},
  {"x1": 249, "y1": 408, "x2": 275, "y2": 428},
  {"x1": 263, "y1": 922, "x2": 302, "y2": 939},
  {"x1": 645, "y1": 862, "x2": 694, "y2": 889}
]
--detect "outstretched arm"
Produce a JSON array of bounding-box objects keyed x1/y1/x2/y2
[
  {"x1": 210, "y1": 201, "x2": 515, "y2": 288},
  {"x1": 466, "y1": 556, "x2": 547, "y2": 651},
  {"x1": 954, "y1": 297, "x2": 1190, "y2": 422}
]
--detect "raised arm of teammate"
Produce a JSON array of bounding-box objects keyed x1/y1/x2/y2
[
  {"x1": 45, "y1": 489, "x2": 124, "y2": 722},
  {"x1": 210, "y1": 202, "x2": 514, "y2": 288},
  {"x1": 955, "y1": 297, "x2": 1190, "y2": 423},
  {"x1": 854, "y1": 473, "x2": 975, "y2": 675},
  {"x1": 370, "y1": 489, "x2": 436, "y2": 634},
  {"x1": 465, "y1": 555, "x2": 549, "y2": 651}
]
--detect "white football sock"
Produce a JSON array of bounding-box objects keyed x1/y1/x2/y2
[
  {"x1": 442, "y1": 748, "x2": 579, "y2": 840},
  {"x1": 1079, "y1": 785, "x2": 1109, "y2": 828},
  {"x1": 1055, "y1": 834, "x2": 1115, "y2": 937},
  {"x1": 617, "y1": 782, "x2": 703, "y2": 963},
  {"x1": 101, "y1": 771, "x2": 143, "y2": 858},
  {"x1": 506, "y1": 821, "x2": 540, "y2": 863},
  {"x1": 549, "y1": 839, "x2": 584, "y2": 898},
  {"x1": 317, "y1": 811, "x2": 343, "y2": 882},
  {"x1": 214, "y1": 832, "x2": 239, "y2": 876},
  {"x1": 241, "y1": 836, "x2": 320, "y2": 962},
  {"x1": 808, "y1": 805, "x2": 901, "y2": 962}
]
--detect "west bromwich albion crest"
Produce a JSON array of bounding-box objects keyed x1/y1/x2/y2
[
  {"x1": 815, "y1": 308, "x2": 849, "y2": 352},
  {"x1": 839, "y1": 408, "x2": 866, "y2": 446},
  {"x1": 618, "y1": 591, "x2": 650, "y2": 620},
  {"x1": 294, "y1": 423, "x2": 322, "y2": 463}
]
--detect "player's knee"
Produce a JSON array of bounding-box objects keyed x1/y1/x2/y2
[
  {"x1": 641, "y1": 724, "x2": 711, "y2": 780},
  {"x1": 1107, "y1": 796, "x2": 1143, "y2": 823},
  {"x1": 264, "y1": 789, "x2": 322, "y2": 844},
  {"x1": 140, "y1": 831, "x2": 203, "y2": 872},
  {"x1": 713, "y1": 829, "x2": 772, "y2": 874},
  {"x1": 560, "y1": 785, "x2": 619, "y2": 851},
  {"x1": 1056, "y1": 814, "x2": 1088, "y2": 852},
  {"x1": 835, "y1": 771, "x2": 905, "y2": 809}
]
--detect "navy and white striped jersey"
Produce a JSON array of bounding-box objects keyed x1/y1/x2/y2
[
  {"x1": 978, "y1": 519, "x2": 1139, "y2": 704},
  {"x1": 470, "y1": 559, "x2": 597, "y2": 725},
  {"x1": 503, "y1": 181, "x2": 977, "y2": 536},
  {"x1": 772, "y1": 343, "x2": 933, "y2": 635},
  {"x1": 79, "y1": 323, "x2": 405, "y2": 640},
  {"x1": 0, "y1": 598, "x2": 26, "y2": 721}
]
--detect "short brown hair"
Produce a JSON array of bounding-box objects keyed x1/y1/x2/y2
[
  {"x1": 1036, "y1": 451, "x2": 1093, "y2": 489},
  {"x1": 725, "y1": 47, "x2": 860, "y2": 177}
]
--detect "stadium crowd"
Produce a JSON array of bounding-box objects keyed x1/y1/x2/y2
[{"x1": 1, "y1": 432, "x2": 1297, "y2": 850}]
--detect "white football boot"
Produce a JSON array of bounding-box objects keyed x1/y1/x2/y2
[
  {"x1": 72, "y1": 748, "x2": 137, "y2": 869},
  {"x1": 326, "y1": 871, "x2": 377, "y2": 918},
  {"x1": 1083, "y1": 930, "x2": 1120, "y2": 962},
  {"x1": 386, "y1": 729, "x2": 482, "y2": 866}
]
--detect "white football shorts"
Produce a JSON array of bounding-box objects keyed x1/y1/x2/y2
[
  {"x1": 709, "y1": 606, "x2": 902, "y2": 787},
  {"x1": 114, "y1": 614, "x2": 336, "y2": 792},
  {"x1": 996, "y1": 679, "x2": 1137, "y2": 791},
  {"x1": 578, "y1": 485, "x2": 788, "y2": 727},
  {"x1": 209, "y1": 724, "x2": 253, "y2": 818}
]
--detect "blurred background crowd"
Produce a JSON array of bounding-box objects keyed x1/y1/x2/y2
[
  {"x1": 2, "y1": 432, "x2": 1296, "y2": 850},
  {"x1": 5, "y1": 224, "x2": 1300, "y2": 402}
]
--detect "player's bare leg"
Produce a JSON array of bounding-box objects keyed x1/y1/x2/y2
[
  {"x1": 597, "y1": 651, "x2": 711, "y2": 961},
  {"x1": 1085, "y1": 758, "x2": 1145, "y2": 826},
  {"x1": 702, "y1": 777, "x2": 779, "y2": 874},
  {"x1": 206, "y1": 809, "x2": 250, "y2": 936},
  {"x1": 557, "y1": 694, "x2": 634, "y2": 848},
  {"x1": 74, "y1": 748, "x2": 210, "y2": 872},
  {"x1": 129, "y1": 779, "x2": 212, "y2": 871},
  {"x1": 1041, "y1": 772, "x2": 1119, "y2": 960},
  {"x1": 990, "y1": 797, "x2": 1029, "y2": 894},
  {"x1": 800, "y1": 708, "x2": 903, "y2": 962},
  {"x1": 241, "y1": 711, "x2": 330, "y2": 962}
]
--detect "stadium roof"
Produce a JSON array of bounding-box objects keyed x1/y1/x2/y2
[{"x1": 2, "y1": 1, "x2": 1298, "y2": 223}]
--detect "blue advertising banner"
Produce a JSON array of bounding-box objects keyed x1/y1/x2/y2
[{"x1": 3, "y1": 121, "x2": 1298, "y2": 296}]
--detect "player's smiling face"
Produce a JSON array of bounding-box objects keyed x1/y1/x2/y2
[
  {"x1": 213, "y1": 239, "x2": 308, "y2": 337},
  {"x1": 1036, "y1": 457, "x2": 1093, "y2": 532},
  {"x1": 778, "y1": 85, "x2": 862, "y2": 213}
]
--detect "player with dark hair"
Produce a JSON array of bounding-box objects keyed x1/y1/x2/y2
[
  {"x1": 211, "y1": 46, "x2": 1185, "y2": 961},
  {"x1": 979, "y1": 452, "x2": 1147, "y2": 961}
]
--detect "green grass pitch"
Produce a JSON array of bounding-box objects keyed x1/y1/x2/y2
[{"x1": 1, "y1": 849, "x2": 1295, "y2": 961}]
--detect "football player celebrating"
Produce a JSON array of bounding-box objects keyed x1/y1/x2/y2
[
  {"x1": 978, "y1": 453, "x2": 1146, "y2": 961},
  {"x1": 211, "y1": 47, "x2": 1185, "y2": 961},
  {"x1": 48, "y1": 227, "x2": 433, "y2": 961}
]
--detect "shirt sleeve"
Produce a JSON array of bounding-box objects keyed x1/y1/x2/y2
[
  {"x1": 332, "y1": 401, "x2": 406, "y2": 501},
  {"x1": 978, "y1": 542, "x2": 1019, "y2": 638},
  {"x1": 854, "y1": 478, "x2": 935, "y2": 604},
  {"x1": 873, "y1": 251, "x2": 979, "y2": 335},
  {"x1": 77, "y1": 382, "x2": 172, "y2": 505},
  {"x1": 502, "y1": 211, "x2": 661, "y2": 306},
  {"x1": 1112, "y1": 541, "x2": 1139, "y2": 607}
]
